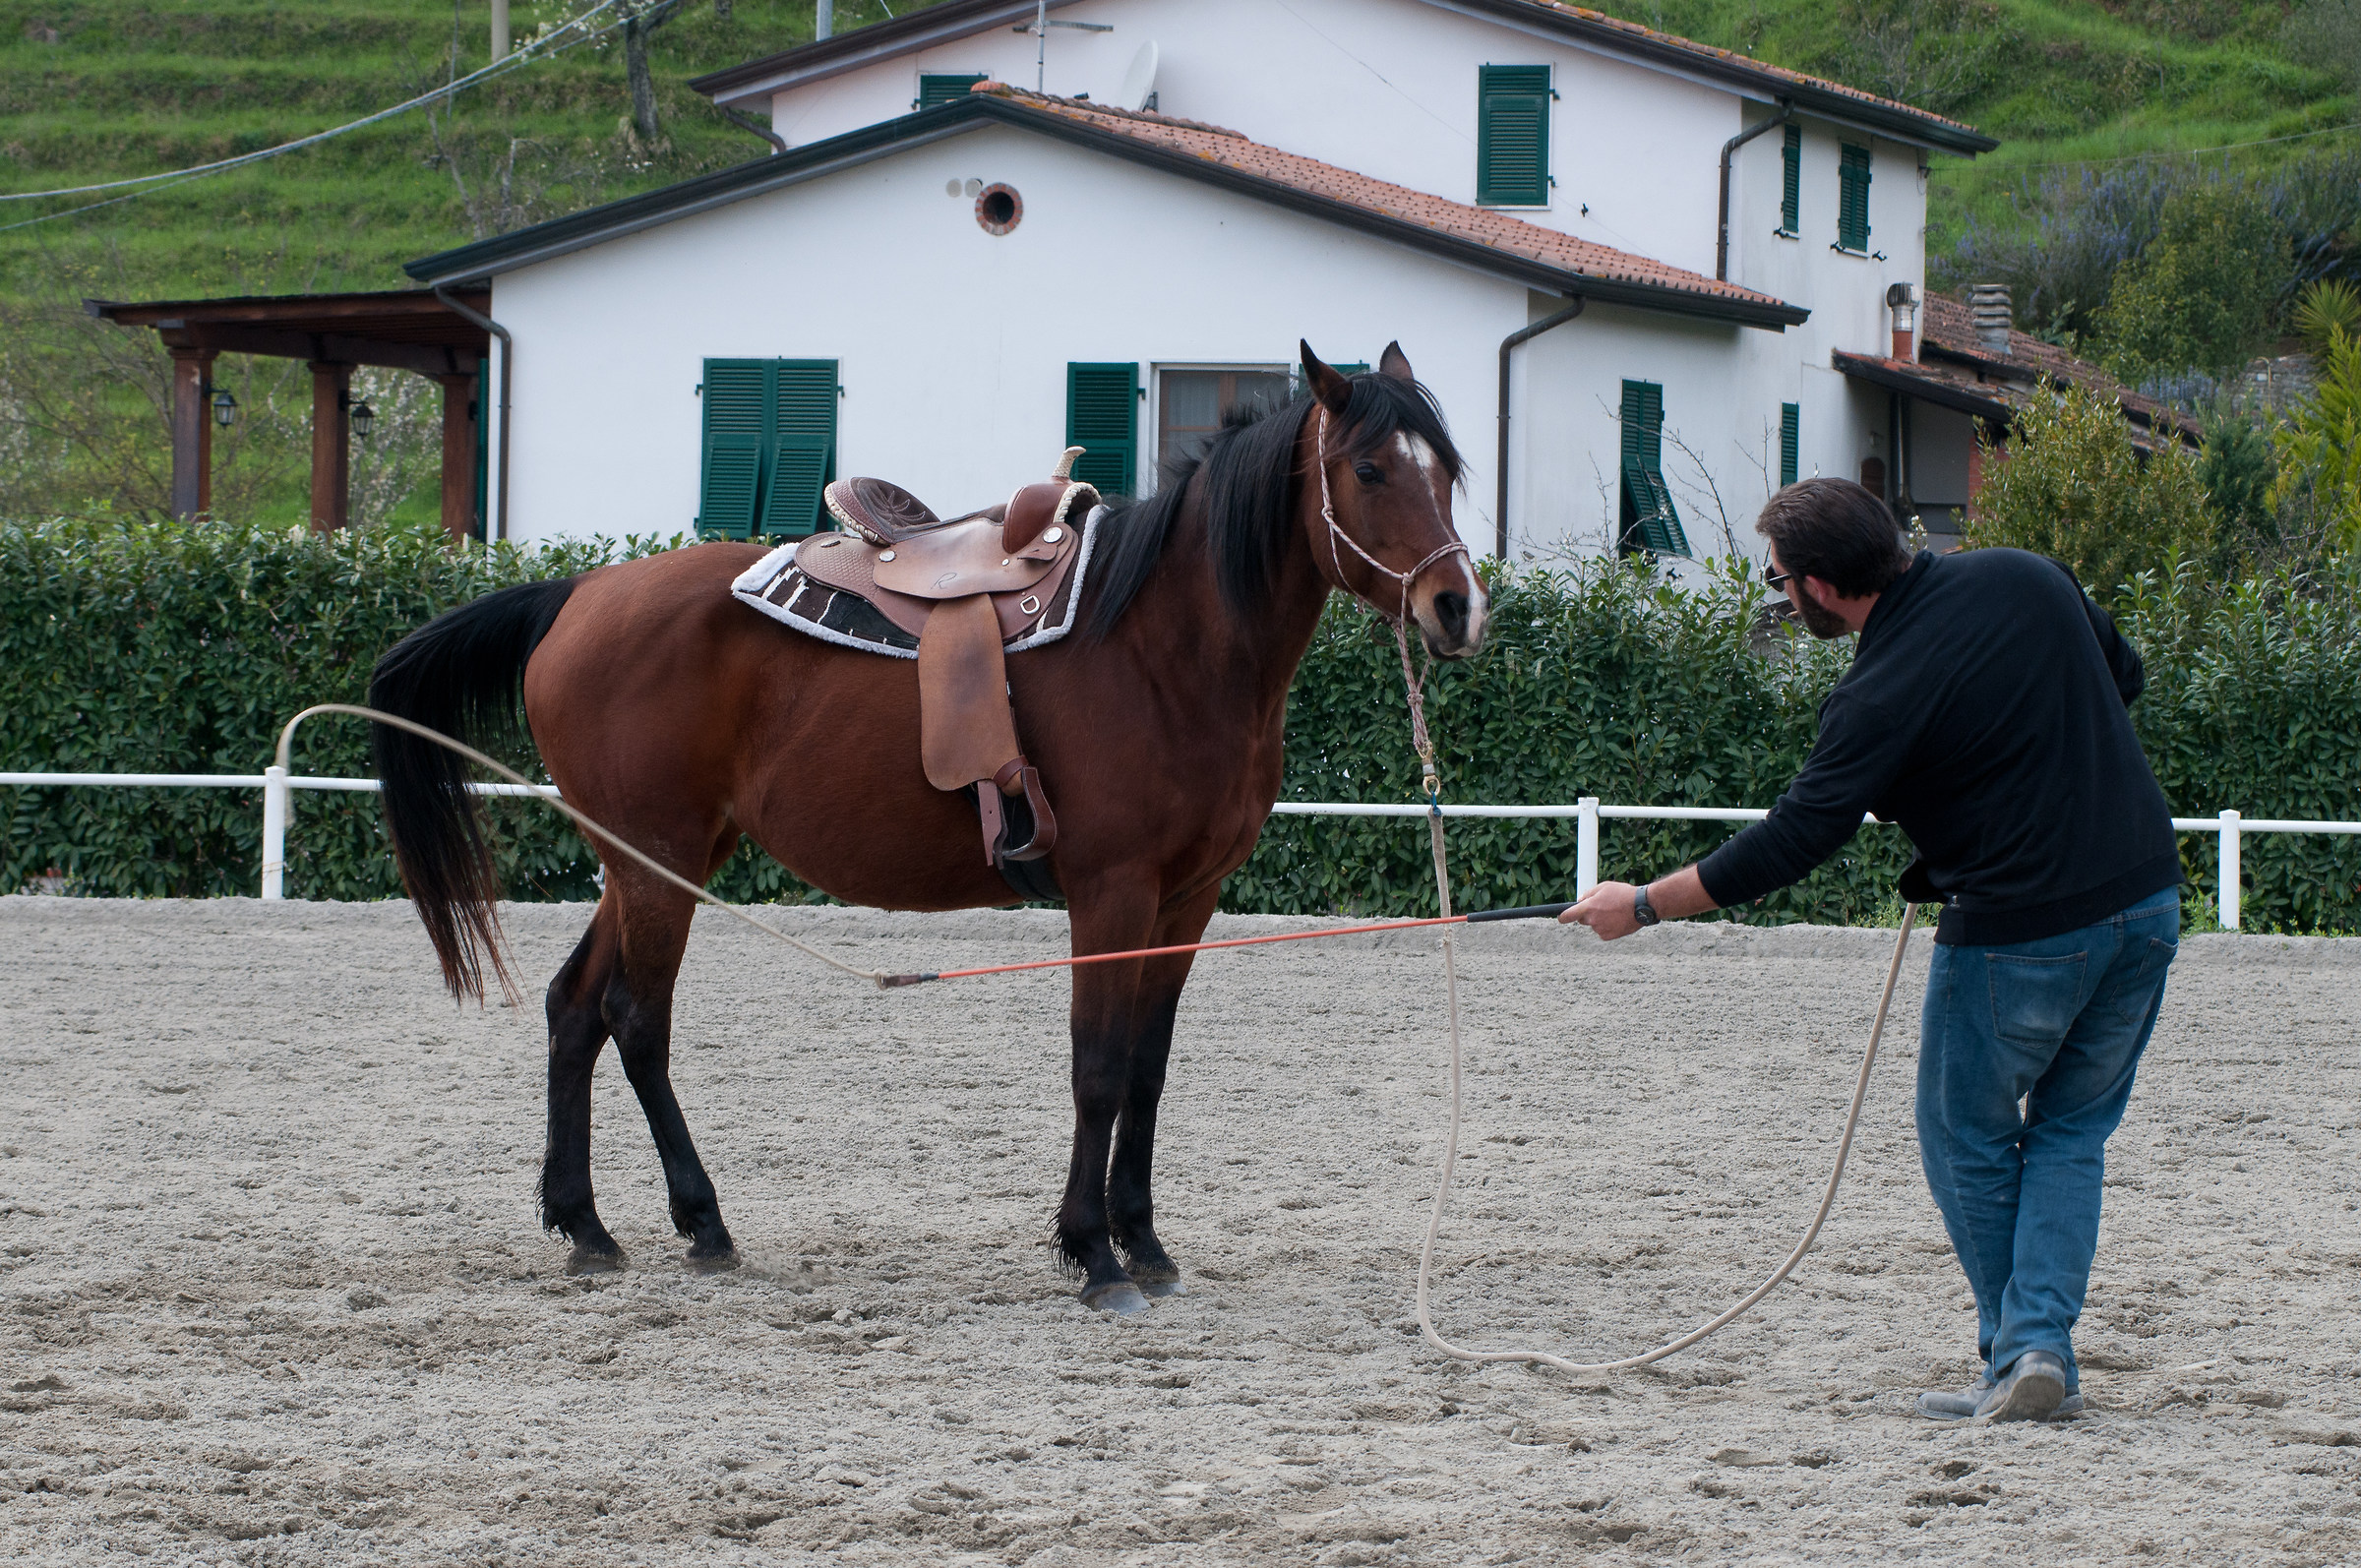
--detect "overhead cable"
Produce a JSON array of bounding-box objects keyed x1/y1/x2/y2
[{"x1": 0, "y1": 0, "x2": 628, "y2": 211}]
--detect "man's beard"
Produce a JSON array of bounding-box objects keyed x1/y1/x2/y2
[{"x1": 1787, "y1": 592, "x2": 1849, "y2": 639}]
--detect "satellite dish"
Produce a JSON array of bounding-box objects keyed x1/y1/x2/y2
[{"x1": 1118, "y1": 40, "x2": 1159, "y2": 112}]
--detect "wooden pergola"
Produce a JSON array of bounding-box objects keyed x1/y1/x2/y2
[{"x1": 88, "y1": 289, "x2": 493, "y2": 537}]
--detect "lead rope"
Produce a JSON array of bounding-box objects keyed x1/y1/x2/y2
[
  {"x1": 1317, "y1": 416, "x2": 1925, "y2": 1375},
  {"x1": 1410, "y1": 754, "x2": 1919, "y2": 1375},
  {"x1": 275, "y1": 704, "x2": 892, "y2": 987}
]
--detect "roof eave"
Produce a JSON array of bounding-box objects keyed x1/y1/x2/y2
[
  {"x1": 1832, "y1": 351, "x2": 2013, "y2": 421},
  {"x1": 999, "y1": 106, "x2": 1807, "y2": 330},
  {"x1": 405, "y1": 96, "x2": 1805, "y2": 331},
  {"x1": 404, "y1": 106, "x2": 992, "y2": 285},
  {"x1": 687, "y1": 0, "x2": 1065, "y2": 106}
]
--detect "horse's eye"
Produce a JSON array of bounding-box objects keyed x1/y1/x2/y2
[{"x1": 1353, "y1": 461, "x2": 1384, "y2": 485}]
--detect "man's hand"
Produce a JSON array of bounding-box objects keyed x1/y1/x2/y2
[
  {"x1": 1559, "y1": 879, "x2": 1643, "y2": 939},
  {"x1": 1556, "y1": 866, "x2": 1719, "y2": 939}
]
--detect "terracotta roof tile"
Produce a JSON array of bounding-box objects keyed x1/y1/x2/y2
[
  {"x1": 1916, "y1": 292, "x2": 2198, "y2": 438},
  {"x1": 979, "y1": 83, "x2": 1792, "y2": 315}
]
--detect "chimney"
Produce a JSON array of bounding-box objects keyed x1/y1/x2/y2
[
  {"x1": 1968, "y1": 283, "x2": 2013, "y2": 357},
  {"x1": 1886, "y1": 281, "x2": 1919, "y2": 361}
]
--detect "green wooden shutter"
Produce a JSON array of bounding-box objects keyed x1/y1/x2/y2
[
  {"x1": 698, "y1": 360, "x2": 768, "y2": 539},
  {"x1": 698, "y1": 358, "x2": 837, "y2": 541},
  {"x1": 1477, "y1": 65, "x2": 1550, "y2": 207},
  {"x1": 1065, "y1": 362, "x2": 1138, "y2": 496},
  {"x1": 1779, "y1": 402, "x2": 1800, "y2": 488},
  {"x1": 918, "y1": 73, "x2": 986, "y2": 109},
  {"x1": 761, "y1": 360, "x2": 837, "y2": 538},
  {"x1": 1780, "y1": 124, "x2": 1801, "y2": 235},
  {"x1": 1838, "y1": 144, "x2": 1871, "y2": 252},
  {"x1": 1618, "y1": 380, "x2": 1689, "y2": 558}
]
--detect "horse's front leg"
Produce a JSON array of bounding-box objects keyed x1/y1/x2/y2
[
  {"x1": 1106, "y1": 886, "x2": 1220, "y2": 1297},
  {"x1": 1058, "y1": 881, "x2": 1160, "y2": 1313}
]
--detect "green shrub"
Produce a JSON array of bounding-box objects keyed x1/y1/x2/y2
[
  {"x1": 2096, "y1": 182, "x2": 2294, "y2": 380},
  {"x1": 2270, "y1": 326, "x2": 2361, "y2": 556},
  {"x1": 1959, "y1": 384, "x2": 2212, "y2": 599},
  {"x1": 2295, "y1": 278, "x2": 2361, "y2": 349},
  {"x1": 2195, "y1": 397, "x2": 2282, "y2": 576},
  {"x1": 1226, "y1": 560, "x2": 1913, "y2": 926},
  {"x1": 3, "y1": 517, "x2": 2355, "y2": 935},
  {"x1": 2120, "y1": 555, "x2": 2361, "y2": 935}
]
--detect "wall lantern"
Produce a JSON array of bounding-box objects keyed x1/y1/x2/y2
[
  {"x1": 349, "y1": 398, "x2": 377, "y2": 441},
  {"x1": 210, "y1": 387, "x2": 238, "y2": 428}
]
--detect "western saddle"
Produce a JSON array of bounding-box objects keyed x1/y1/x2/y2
[{"x1": 793, "y1": 448, "x2": 1098, "y2": 884}]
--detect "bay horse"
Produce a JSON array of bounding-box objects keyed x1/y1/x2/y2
[{"x1": 368, "y1": 341, "x2": 1486, "y2": 1313}]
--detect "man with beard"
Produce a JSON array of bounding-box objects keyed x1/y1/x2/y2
[{"x1": 1559, "y1": 477, "x2": 2182, "y2": 1423}]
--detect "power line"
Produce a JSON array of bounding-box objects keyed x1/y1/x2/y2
[
  {"x1": 2014, "y1": 119, "x2": 2361, "y2": 171},
  {"x1": 0, "y1": 0, "x2": 629, "y2": 225}
]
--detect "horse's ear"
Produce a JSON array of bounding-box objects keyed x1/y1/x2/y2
[
  {"x1": 1300, "y1": 339, "x2": 1353, "y2": 414},
  {"x1": 1377, "y1": 340, "x2": 1415, "y2": 382}
]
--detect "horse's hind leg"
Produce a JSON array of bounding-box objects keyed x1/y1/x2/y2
[
  {"x1": 544, "y1": 906, "x2": 627, "y2": 1274},
  {"x1": 604, "y1": 865, "x2": 739, "y2": 1272}
]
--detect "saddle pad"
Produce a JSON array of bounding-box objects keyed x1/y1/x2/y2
[{"x1": 729, "y1": 505, "x2": 1107, "y2": 661}]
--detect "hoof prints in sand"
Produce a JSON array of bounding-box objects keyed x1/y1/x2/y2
[{"x1": 3, "y1": 898, "x2": 2358, "y2": 1564}]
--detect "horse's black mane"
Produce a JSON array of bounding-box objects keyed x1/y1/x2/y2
[{"x1": 1083, "y1": 372, "x2": 1463, "y2": 640}]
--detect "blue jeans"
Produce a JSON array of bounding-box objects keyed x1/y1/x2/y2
[{"x1": 1915, "y1": 888, "x2": 2180, "y2": 1392}]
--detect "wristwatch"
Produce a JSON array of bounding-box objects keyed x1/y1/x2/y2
[{"x1": 1632, "y1": 883, "x2": 1663, "y2": 928}]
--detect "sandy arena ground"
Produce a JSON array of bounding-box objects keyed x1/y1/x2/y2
[{"x1": 3, "y1": 896, "x2": 2359, "y2": 1566}]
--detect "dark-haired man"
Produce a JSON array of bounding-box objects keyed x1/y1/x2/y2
[{"x1": 1562, "y1": 477, "x2": 2182, "y2": 1423}]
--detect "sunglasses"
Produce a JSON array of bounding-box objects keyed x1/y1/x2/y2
[{"x1": 1765, "y1": 566, "x2": 1792, "y2": 593}]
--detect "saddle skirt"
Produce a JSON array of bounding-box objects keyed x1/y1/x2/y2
[{"x1": 729, "y1": 497, "x2": 1103, "y2": 659}]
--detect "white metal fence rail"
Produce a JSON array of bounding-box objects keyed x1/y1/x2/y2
[{"x1": 4, "y1": 773, "x2": 2357, "y2": 932}]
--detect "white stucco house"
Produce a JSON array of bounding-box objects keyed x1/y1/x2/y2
[{"x1": 403, "y1": 0, "x2": 1998, "y2": 566}]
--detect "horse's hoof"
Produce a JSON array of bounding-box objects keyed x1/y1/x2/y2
[
  {"x1": 566, "y1": 1242, "x2": 627, "y2": 1276},
  {"x1": 1139, "y1": 1277, "x2": 1187, "y2": 1299},
  {"x1": 686, "y1": 1245, "x2": 741, "y2": 1275},
  {"x1": 1080, "y1": 1282, "x2": 1152, "y2": 1316}
]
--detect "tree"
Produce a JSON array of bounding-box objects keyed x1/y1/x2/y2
[
  {"x1": 619, "y1": 0, "x2": 683, "y2": 151},
  {"x1": 2094, "y1": 182, "x2": 2293, "y2": 381},
  {"x1": 1960, "y1": 384, "x2": 2211, "y2": 600}
]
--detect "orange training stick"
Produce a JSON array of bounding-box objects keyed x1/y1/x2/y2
[{"x1": 876, "y1": 901, "x2": 1577, "y2": 987}]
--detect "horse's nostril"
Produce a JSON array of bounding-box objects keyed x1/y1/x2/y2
[{"x1": 1434, "y1": 591, "x2": 1470, "y2": 641}]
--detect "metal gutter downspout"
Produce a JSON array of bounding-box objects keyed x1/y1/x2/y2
[
  {"x1": 1717, "y1": 98, "x2": 1792, "y2": 282},
  {"x1": 433, "y1": 285, "x2": 512, "y2": 544},
  {"x1": 1495, "y1": 294, "x2": 1585, "y2": 560}
]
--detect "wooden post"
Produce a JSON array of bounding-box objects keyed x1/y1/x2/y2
[
  {"x1": 435, "y1": 372, "x2": 479, "y2": 544},
  {"x1": 168, "y1": 347, "x2": 214, "y2": 519},
  {"x1": 309, "y1": 361, "x2": 352, "y2": 532}
]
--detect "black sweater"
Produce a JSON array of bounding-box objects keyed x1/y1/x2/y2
[{"x1": 1697, "y1": 549, "x2": 2181, "y2": 945}]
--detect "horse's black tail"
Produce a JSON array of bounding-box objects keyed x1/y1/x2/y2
[{"x1": 368, "y1": 576, "x2": 576, "y2": 1003}]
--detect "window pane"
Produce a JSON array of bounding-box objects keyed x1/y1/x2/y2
[
  {"x1": 1163, "y1": 370, "x2": 1222, "y2": 431},
  {"x1": 1230, "y1": 371, "x2": 1291, "y2": 418}
]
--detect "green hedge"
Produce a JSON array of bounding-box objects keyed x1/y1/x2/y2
[{"x1": 4, "y1": 517, "x2": 2356, "y2": 934}]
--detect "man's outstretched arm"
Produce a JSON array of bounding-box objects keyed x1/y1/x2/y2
[{"x1": 1558, "y1": 865, "x2": 1716, "y2": 940}]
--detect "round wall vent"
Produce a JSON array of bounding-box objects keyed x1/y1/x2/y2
[{"x1": 975, "y1": 183, "x2": 1022, "y2": 236}]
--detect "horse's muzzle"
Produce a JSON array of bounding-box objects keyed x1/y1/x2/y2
[{"x1": 1423, "y1": 588, "x2": 1487, "y2": 658}]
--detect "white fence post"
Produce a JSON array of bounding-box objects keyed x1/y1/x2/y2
[
  {"x1": 2218, "y1": 809, "x2": 2240, "y2": 932},
  {"x1": 261, "y1": 765, "x2": 288, "y2": 900},
  {"x1": 1576, "y1": 796, "x2": 1601, "y2": 898}
]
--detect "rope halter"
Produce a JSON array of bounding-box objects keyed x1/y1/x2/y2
[
  {"x1": 1311, "y1": 406, "x2": 1468, "y2": 805},
  {"x1": 1312, "y1": 407, "x2": 1472, "y2": 633}
]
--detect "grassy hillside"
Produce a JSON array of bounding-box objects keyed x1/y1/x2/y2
[
  {"x1": 0, "y1": 0, "x2": 874, "y2": 297},
  {"x1": 0, "y1": 0, "x2": 2349, "y2": 522},
  {"x1": 1640, "y1": 0, "x2": 2355, "y2": 257}
]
